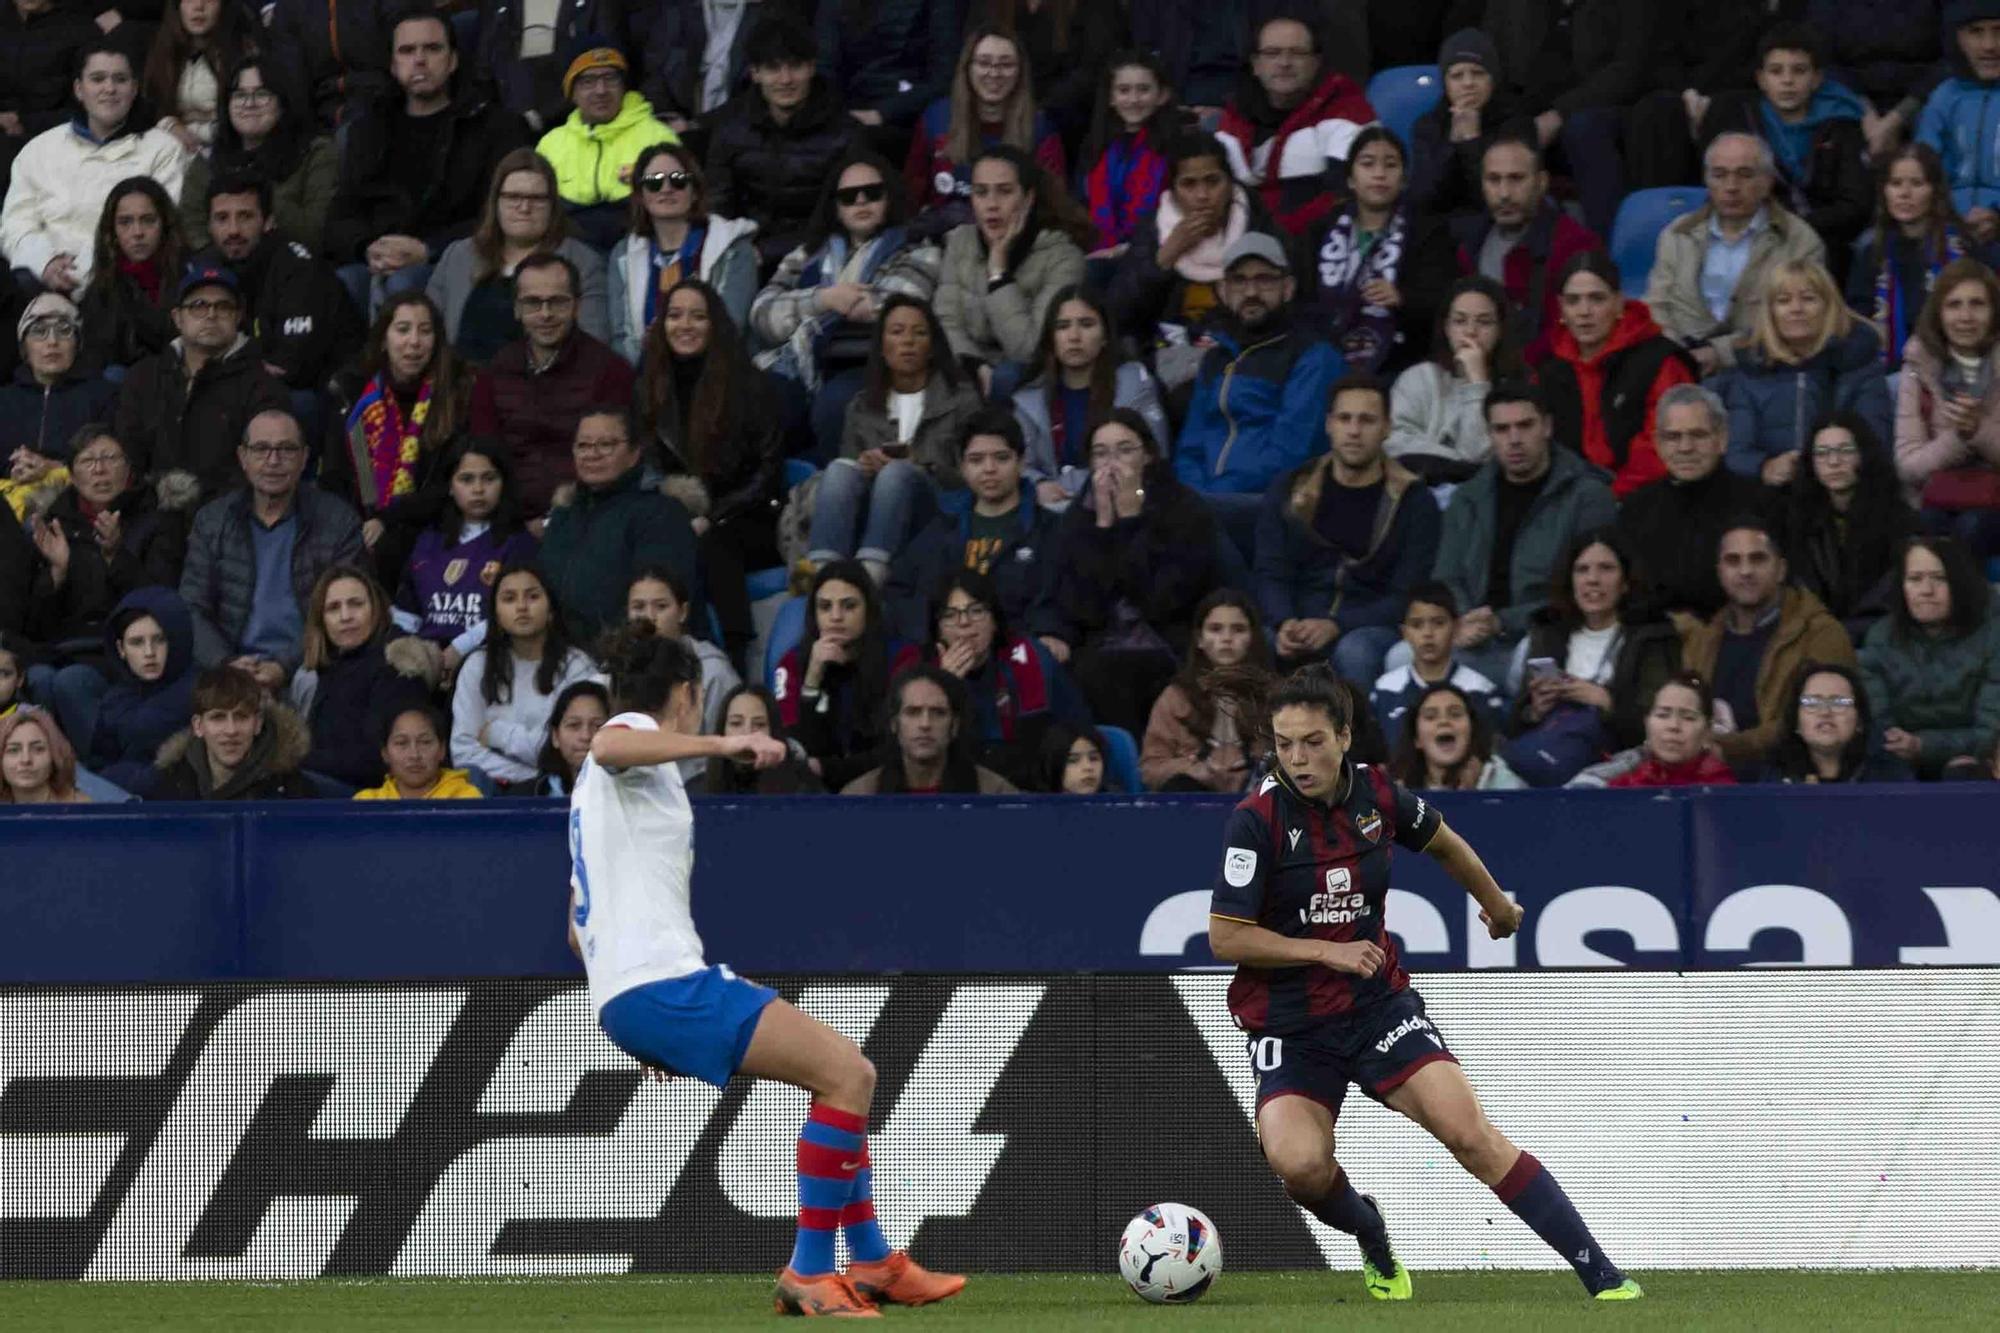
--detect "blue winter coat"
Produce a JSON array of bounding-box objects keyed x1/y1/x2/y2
[
  {"x1": 1176, "y1": 319, "x2": 1346, "y2": 496},
  {"x1": 1252, "y1": 456, "x2": 1440, "y2": 635},
  {"x1": 88, "y1": 586, "x2": 195, "y2": 796},
  {"x1": 1917, "y1": 73, "x2": 2000, "y2": 215},
  {"x1": 1716, "y1": 324, "x2": 1894, "y2": 478}
]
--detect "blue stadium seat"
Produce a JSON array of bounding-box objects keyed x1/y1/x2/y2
[
  {"x1": 764, "y1": 596, "x2": 807, "y2": 689},
  {"x1": 744, "y1": 461, "x2": 820, "y2": 601},
  {"x1": 1611, "y1": 186, "x2": 1705, "y2": 295},
  {"x1": 1989, "y1": 556, "x2": 2000, "y2": 583},
  {"x1": 1365, "y1": 65, "x2": 1441, "y2": 148},
  {"x1": 1098, "y1": 725, "x2": 1142, "y2": 795}
]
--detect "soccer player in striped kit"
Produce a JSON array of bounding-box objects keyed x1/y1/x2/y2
[
  {"x1": 569, "y1": 621, "x2": 964, "y2": 1316},
  {"x1": 1208, "y1": 664, "x2": 1641, "y2": 1302}
]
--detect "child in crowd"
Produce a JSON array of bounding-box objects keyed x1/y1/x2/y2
[
  {"x1": 354, "y1": 706, "x2": 481, "y2": 800},
  {"x1": 391, "y1": 440, "x2": 539, "y2": 686},
  {"x1": 626, "y1": 566, "x2": 741, "y2": 779},
  {"x1": 1037, "y1": 719, "x2": 1109, "y2": 794},
  {"x1": 0, "y1": 631, "x2": 27, "y2": 719},
  {"x1": 532, "y1": 681, "x2": 612, "y2": 797},
  {"x1": 450, "y1": 562, "x2": 601, "y2": 792},
  {"x1": 703, "y1": 684, "x2": 825, "y2": 795},
  {"x1": 1370, "y1": 582, "x2": 1507, "y2": 737}
]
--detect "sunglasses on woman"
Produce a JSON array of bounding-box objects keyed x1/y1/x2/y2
[
  {"x1": 834, "y1": 182, "x2": 888, "y2": 206},
  {"x1": 641, "y1": 170, "x2": 694, "y2": 193}
]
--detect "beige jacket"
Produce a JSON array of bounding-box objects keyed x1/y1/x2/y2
[
  {"x1": 935, "y1": 224, "x2": 1086, "y2": 367},
  {"x1": 1645, "y1": 200, "x2": 1825, "y2": 371}
]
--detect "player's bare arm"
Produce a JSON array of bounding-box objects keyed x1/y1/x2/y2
[
  {"x1": 1208, "y1": 915, "x2": 1385, "y2": 978},
  {"x1": 1424, "y1": 820, "x2": 1523, "y2": 939},
  {"x1": 590, "y1": 725, "x2": 785, "y2": 771}
]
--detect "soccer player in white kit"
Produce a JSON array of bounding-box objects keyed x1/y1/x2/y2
[{"x1": 570, "y1": 623, "x2": 965, "y2": 1317}]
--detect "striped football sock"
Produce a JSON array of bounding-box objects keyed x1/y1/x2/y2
[
  {"x1": 841, "y1": 1138, "x2": 891, "y2": 1263},
  {"x1": 789, "y1": 1103, "x2": 866, "y2": 1276}
]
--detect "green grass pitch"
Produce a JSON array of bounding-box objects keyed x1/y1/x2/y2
[{"x1": 9, "y1": 1271, "x2": 1999, "y2": 1331}]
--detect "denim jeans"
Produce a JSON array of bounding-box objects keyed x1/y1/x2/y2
[
  {"x1": 25, "y1": 661, "x2": 111, "y2": 753},
  {"x1": 336, "y1": 260, "x2": 434, "y2": 320},
  {"x1": 1330, "y1": 624, "x2": 1402, "y2": 687},
  {"x1": 807, "y1": 458, "x2": 936, "y2": 565}
]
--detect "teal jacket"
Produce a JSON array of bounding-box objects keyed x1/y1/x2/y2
[
  {"x1": 1859, "y1": 601, "x2": 2000, "y2": 777},
  {"x1": 1432, "y1": 448, "x2": 1619, "y2": 639}
]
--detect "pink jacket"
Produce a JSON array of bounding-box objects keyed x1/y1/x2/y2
[{"x1": 1893, "y1": 337, "x2": 2000, "y2": 499}]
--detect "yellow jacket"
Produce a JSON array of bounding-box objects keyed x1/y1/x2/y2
[
  {"x1": 353, "y1": 769, "x2": 484, "y2": 800},
  {"x1": 536, "y1": 92, "x2": 680, "y2": 207}
]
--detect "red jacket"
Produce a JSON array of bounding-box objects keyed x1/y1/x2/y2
[
  {"x1": 1541, "y1": 299, "x2": 1695, "y2": 498},
  {"x1": 903, "y1": 99, "x2": 1068, "y2": 213},
  {"x1": 1607, "y1": 750, "x2": 1738, "y2": 789},
  {"x1": 1216, "y1": 71, "x2": 1375, "y2": 238}
]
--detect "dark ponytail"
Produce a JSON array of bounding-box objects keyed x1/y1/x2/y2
[{"x1": 597, "y1": 620, "x2": 704, "y2": 717}]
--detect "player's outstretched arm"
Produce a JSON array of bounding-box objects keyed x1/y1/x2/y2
[
  {"x1": 1209, "y1": 916, "x2": 1385, "y2": 977},
  {"x1": 1424, "y1": 820, "x2": 1524, "y2": 939},
  {"x1": 590, "y1": 727, "x2": 786, "y2": 772}
]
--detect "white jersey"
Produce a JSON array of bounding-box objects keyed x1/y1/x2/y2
[{"x1": 569, "y1": 712, "x2": 708, "y2": 1013}]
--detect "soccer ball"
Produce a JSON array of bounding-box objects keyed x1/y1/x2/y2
[{"x1": 1117, "y1": 1202, "x2": 1222, "y2": 1304}]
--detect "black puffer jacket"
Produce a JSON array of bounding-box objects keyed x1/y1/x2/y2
[
  {"x1": 0, "y1": 364, "x2": 119, "y2": 462},
  {"x1": 25, "y1": 478, "x2": 192, "y2": 652},
  {"x1": 267, "y1": 0, "x2": 396, "y2": 129},
  {"x1": 322, "y1": 91, "x2": 530, "y2": 263},
  {"x1": 0, "y1": 2, "x2": 100, "y2": 139},
  {"x1": 704, "y1": 77, "x2": 864, "y2": 266},
  {"x1": 113, "y1": 337, "x2": 291, "y2": 497},
  {"x1": 179, "y1": 485, "x2": 365, "y2": 671}
]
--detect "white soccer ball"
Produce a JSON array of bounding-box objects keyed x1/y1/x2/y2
[{"x1": 1117, "y1": 1202, "x2": 1222, "y2": 1304}]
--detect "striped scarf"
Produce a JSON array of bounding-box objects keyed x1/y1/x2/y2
[
  {"x1": 1874, "y1": 226, "x2": 1967, "y2": 367},
  {"x1": 353, "y1": 374, "x2": 432, "y2": 510}
]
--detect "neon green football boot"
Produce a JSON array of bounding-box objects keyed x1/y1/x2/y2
[
  {"x1": 1359, "y1": 1196, "x2": 1413, "y2": 1300},
  {"x1": 1595, "y1": 1278, "x2": 1645, "y2": 1301}
]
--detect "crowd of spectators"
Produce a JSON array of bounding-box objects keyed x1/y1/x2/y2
[{"x1": 4, "y1": 0, "x2": 2000, "y2": 808}]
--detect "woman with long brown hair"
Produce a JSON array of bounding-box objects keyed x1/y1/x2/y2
[
  {"x1": 1847, "y1": 143, "x2": 2000, "y2": 373},
  {"x1": 1011, "y1": 283, "x2": 1168, "y2": 508},
  {"x1": 637, "y1": 278, "x2": 786, "y2": 667},
  {"x1": 425, "y1": 147, "x2": 609, "y2": 364},
  {"x1": 143, "y1": 0, "x2": 261, "y2": 153},
  {"x1": 1141, "y1": 588, "x2": 1272, "y2": 792},
  {"x1": 77, "y1": 177, "x2": 185, "y2": 370},
  {"x1": 324, "y1": 292, "x2": 475, "y2": 581},
  {"x1": 905, "y1": 26, "x2": 1067, "y2": 225},
  {"x1": 609, "y1": 141, "x2": 760, "y2": 364}
]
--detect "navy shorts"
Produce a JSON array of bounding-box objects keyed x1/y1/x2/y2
[
  {"x1": 598, "y1": 964, "x2": 779, "y2": 1089},
  {"x1": 1246, "y1": 988, "x2": 1458, "y2": 1119}
]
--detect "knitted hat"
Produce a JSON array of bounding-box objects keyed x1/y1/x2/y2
[
  {"x1": 563, "y1": 42, "x2": 628, "y2": 98},
  {"x1": 18, "y1": 292, "x2": 81, "y2": 343},
  {"x1": 1437, "y1": 27, "x2": 1500, "y2": 78}
]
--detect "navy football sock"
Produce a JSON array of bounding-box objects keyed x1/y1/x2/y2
[
  {"x1": 1493, "y1": 1152, "x2": 1624, "y2": 1292},
  {"x1": 1304, "y1": 1168, "x2": 1396, "y2": 1274}
]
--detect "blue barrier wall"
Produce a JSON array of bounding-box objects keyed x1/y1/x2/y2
[{"x1": 4, "y1": 788, "x2": 1997, "y2": 982}]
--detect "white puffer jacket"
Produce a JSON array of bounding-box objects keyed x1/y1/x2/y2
[{"x1": 0, "y1": 120, "x2": 188, "y2": 285}]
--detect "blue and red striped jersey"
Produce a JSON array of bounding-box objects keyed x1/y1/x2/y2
[{"x1": 1210, "y1": 762, "x2": 1441, "y2": 1035}]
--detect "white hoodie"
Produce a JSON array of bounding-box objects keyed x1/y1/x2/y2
[{"x1": 0, "y1": 120, "x2": 188, "y2": 286}]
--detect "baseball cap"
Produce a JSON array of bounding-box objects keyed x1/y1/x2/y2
[{"x1": 1221, "y1": 232, "x2": 1293, "y2": 274}]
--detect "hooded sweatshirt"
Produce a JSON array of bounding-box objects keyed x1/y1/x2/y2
[
  {"x1": 536, "y1": 91, "x2": 683, "y2": 207},
  {"x1": 1540, "y1": 299, "x2": 1697, "y2": 498},
  {"x1": 1918, "y1": 1, "x2": 2000, "y2": 214},
  {"x1": 90, "y1": 587, "x2": 197, "y2": 795}
]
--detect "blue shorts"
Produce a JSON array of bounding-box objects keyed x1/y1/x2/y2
[
  {"x1": 1247, "y1": 988, "x2": 1458, "y2": 1120},
  {"x1": 598, "y1": 965, "x2": 779, "y2": 1089}
]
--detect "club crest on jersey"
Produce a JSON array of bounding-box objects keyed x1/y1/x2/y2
[
  {"x1": 1357, "y1": 810, "x2": 1383, "y2": 843},
  {"x1": 444, "y1": 559, "x2": 468, "y2": 585}
]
